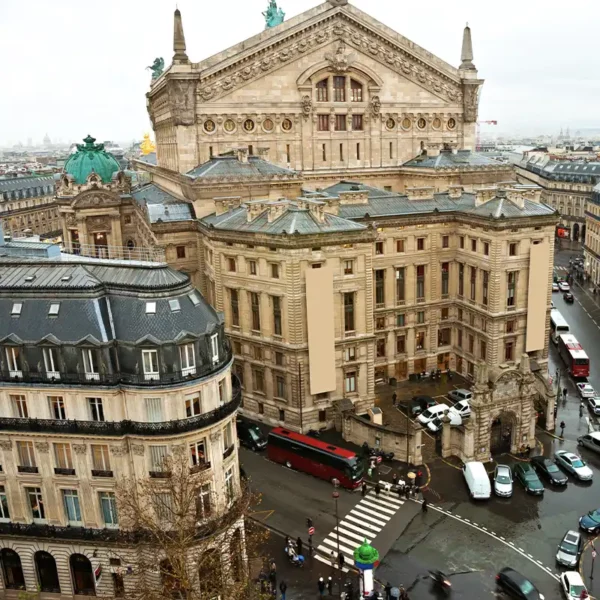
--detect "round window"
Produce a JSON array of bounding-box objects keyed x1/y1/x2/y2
[
  {"x1": 224, "y1": 119, "x2": 236, "y2": 133},
  {"x1": 263, "y1": 118, "x2": 274, "y2": 132},
  {"x1": 417, "y1": 118, "x2": 427, "y2": 130},
  {"x1": 243, "y1": 119, "x2": 255, "y2": 132},
  {"x1": 401, "y1": 117, "x2": 412, "y2": 130},
  {"x1": 203, "y1": 120, "x2": 216, "y2": 133},
  {"x1": 447, "y1": 118, "x2": 456, "y2": 130},
  {"x1": 281, "y1": 118, "x2": 293, "y2": 132},
  {"x1": 386, "y1": 118, "x2": 396, "y2": 130}
]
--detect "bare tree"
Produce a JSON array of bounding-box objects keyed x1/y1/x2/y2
[{"x1": 112, "y1": 449, "x2": 270, "y2": 600}]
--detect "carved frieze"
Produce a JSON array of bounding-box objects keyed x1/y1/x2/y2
[
  {"x1": 168, "y1": 80, "x2": 196, "y2": 126},
  {"x1": 462, "y1": 82, "x2": 482, "y2": 123},
  {"x1": 110, "y1": 444, "x2": 127, "y2": 456},
  {"x1": 130, "y1": 444, "x2": 146, "y2": 456},
  {"x1": 35, "y1": 442, "x2": 50, "y2": 453},
  {"x1": 302, "y1": 95, "x2": 312, "y2": 120},
  {"x1": 87, "y1": 216, "x2": 111, "y2": 232},
  {"x1": 0, "y1": 441, "x2": 12, "y2": 451},
  {"x1": 325, "y1": 40, "x2": 356, "y2": 73},
  {"x1": 73, "y1": 444, "x2": 87, "y2": 455},
  {"x1": 370, "y1": 95, "x2": 381, "y2": 119}
]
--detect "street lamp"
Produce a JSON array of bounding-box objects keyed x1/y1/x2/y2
[{"x1": 332, "y1": 478, "x2": 341, "y2": 597}]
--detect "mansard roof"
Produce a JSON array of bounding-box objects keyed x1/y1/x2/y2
[
  {"x1": 402, "y1": 150, "x2": 506, "y2": 170},
  {"x1": 186, "y1": 155, "x2": 299, "y2": 181},
  {"x1": 132, "y1": 183, "x2": 194, "y2": 223}
]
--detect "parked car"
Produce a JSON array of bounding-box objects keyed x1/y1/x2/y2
[
  {"x1": 556, "y1": 530, "x2": 582, "y2": 567},
  {"x1": 427, "y1": 410, "x2": 462, "y2": 433},
  {"x1": 563, "y1": 292, "x2": 574, "y2": 304},
  {"x1": 552, "y1": 282, "x2": 559, "y2": 292},
  {"x1": 452, "y1": 399, "x2": 471, "y2": 418},
  {"x1": 551, "y1": 301, "x2": 556, "y2": 309},
  {"x1": 493, "y1": 464, "x2": 513, "y2": 497},
  {"x1": 559, "y1": 281, "x2": 570, "y2": 292},
  {"x1": 495, "y1": 568, "x2": 545, "y2": 600},
  {"x1": 555, "y1": 450, "x2": 593, "y2": 481},
  {"x1": 530, "y1": 456, "x2": 568, "y2": 486},
  {"x1": 587, "y1": 398, "x2": 600, "y2": 416},
  {"x1": 409, "y1": 395, "x2": 436, "y2": 417},
  {"x1": 463, "y1": 461, "x2": 491, "y2": 500},
  {"x1": 236, "y1": 419, "x2": 267, "y2": 451},
  {"x1": 559, "y1": 571, "x2": 588, "y2": 600},
  {"x1": 417, "y1": 403, "x2": 450, "y2": 425},
  {"x1": 578, "y1": 431, "x2": 600, "y2": 454},
  {"x1": 448, "y1": 388, "x2": 472, "y2": 403},
  {"x1": 514, "y1": 462, "x2": 544, "y2": 495},
  {"x1": 579, "y1": 508, "x2": 600, "y2": 534},
  {"x1": 577, "y1": 383, "x2": 596, "y2": 399}
]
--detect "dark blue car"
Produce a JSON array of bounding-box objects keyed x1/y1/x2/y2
[{"x1": 579, "y1": 509, "x2": 600, "y2": 534}]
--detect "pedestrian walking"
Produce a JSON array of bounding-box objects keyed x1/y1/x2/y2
[
  {"x1": 280, "y1": 581, "x2": 287, "y2": 600},
  {"x1": 397, "y1": 483, "x2": 404, "y2": 500},
  {"x1": 392, "y1": 392, "x2": 397, "y2": 407},
  {"x1": 399, "y1": 587, "x2": 409, "y2": 600},
  {"x1": 318, "y1": 577, "x2": 325, "y2": 597},
  {"x1": 563, "y1": 387, "x2": 568, "y2": 400},
  {"x1": 560, "y1": 420, "x2": 566, "y2": 438},
  {"x1": 375, "y1": 482, "x2": 381, "y2": 497},
  {"x1": 338, "y1": 552, "x2": 345, "y2": 571},
  {"x1": 296, "y1": 536, "x2": 303, "y2": 558},
  {"x1": 327, "y1": 576, "x2": 333, "y2": 595},
  {"x1": 580, "y1": 401, "x2": 585, "y2": 417},
  {"x1": 392, "y1": 473, "x2": 398, "y2": 487},
  {"x1": 421, "y1": 498, "x2": 428, "y2": 513},
  {"x1": 367, "y1": 466, "x2": 373, "y2": 479},
  {"x1": 361, "y1": 482, "x2": 368, "y2": 497},
  {"x1": 269, "y1": 565, "x2": 277, "y2": 593},
  {"x1": 384, "y1": 582, "x2": 392, "y2": 600}
]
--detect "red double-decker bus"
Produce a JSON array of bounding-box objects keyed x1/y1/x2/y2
[
  {"x1": 267, "y1": 427, "x2": 363, "y2": 489},
  {"x1": 558, "y1": 333, "x2": 590, "y2": 378}
]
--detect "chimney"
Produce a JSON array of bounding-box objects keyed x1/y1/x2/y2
[
  {"x1": 460, "y1": 23, "x2": 476, "y2": 71},
  {"x1": 214, "y1": 196, "x2": 242, "y2": 216},
  {"x1": 448, "y1": 186, "x2": 463, "y2": 199},
  {"x1": 236, "y1": 148, "x2": 249, "y2": 163},
  {"x1": 475, "y1": 187, "x2": 499, "y2": 207},
  {"x1": 406, "y1": 187, "x2": 435, "y2": 201},
  {"x1": 173, "y1": 9, "x2": 189, "y2": 63},
  {"x1": 257, "y1": 147, "x2": 270, "y2": 161},
  {"x1": 426, "y1": 143, "x2": 441, "y2": 158}
]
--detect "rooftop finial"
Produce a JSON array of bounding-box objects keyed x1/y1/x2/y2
[
  {"x1": 263, "y1": 0, "x2": 285, "y2": 29},
  {"x1": 460, "y1": 22, "x2": 476, "y2": 70},
  {"x1": 173, "y1": 7, "x2": 188, "y2": 63}
]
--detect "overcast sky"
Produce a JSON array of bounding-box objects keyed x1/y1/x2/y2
[{"x1": 1, "y1": 0, "x2": 598, "y2": 146}]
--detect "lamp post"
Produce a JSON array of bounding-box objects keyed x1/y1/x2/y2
[{"x1": 332, "y1": 478, "x2": 341, "y2": 597}]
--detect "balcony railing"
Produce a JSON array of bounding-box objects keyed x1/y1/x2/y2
[
  {"x1": 149, "y1": 471, "x2": 171, "y2": 479},
  {"x1": 189, "y1": 462, "x2": 211, "y2": 475},
  {"x1": 91, "y1": 469, "x2": 113, "y2": 478},
  {"x1": 223, "y1": 445, "x2": 235, "y2": 459},
  {"x1": 63, "y1": 243, "x2": 166, "y2": 264},
  {"x1": 0, "y1": 351, "x2": 232, "y2": 388},
  {"x1": 0, "y1": 376, "x2": 242, "y2": 437},
  {"x1": 54, "y1": 467, "x2": 76, "y2": 476},
  {"x1": 17, "y1": 466, "x2": 38, "y2": 474}
]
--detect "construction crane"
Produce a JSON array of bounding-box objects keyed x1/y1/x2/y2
[{"x1": 476, "y1": 120, "x2": 498, "y2": 151}]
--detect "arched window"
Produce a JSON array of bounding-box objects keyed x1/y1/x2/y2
[
  {"x1": 350, "y1": 79, "x2": 363, "y2": 102},
  {"x1": 35, "y1": 551, "x2": 61, "y2": 593},
  {"x1": 0, "y1": 549, "x2": 25, "y2": 590},
  {"x1": 316, "y1": 78, "x2": 328, "y2": 102},
  {"x1": 70, "y1": 554, "x2": 95, "y2": 596}
]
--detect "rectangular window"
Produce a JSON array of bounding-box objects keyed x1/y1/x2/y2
[
  {"x1": 17, "y1": 441, "x2": 36, "y2": 468},
  {"x1": 196, "y1": 483, "x2": 212, "y2": 520},
  {"x1": 113, "y1": 573, "x2": 125, "y2": 598},
  {"x1": 54, "y1": 443, "x2": 73, "y2": 470},
  {"x1": 272, "y1": 296, "x2": 282, "y2": 337},
  {"x1": 142, "y1": 349, "x2": 159, "y2": 379},
  {"x1": 250, "y1": 292, "x2": 261, "y2": 332},
  {"x1": 275, "y1": 351, "x2": 284, "y2": 366},
  {"x1": 505, "y1": 340, "x2": 514, "y2": 362},
  {"x1": 185, "y1": 394, "x2": 201, "y2": 417},
  {"x1": 459, "y1": 236, "x2": 464, "y2": 249},
  {"x1": 442, "y1": 235, "x2": 449, "y2": 248},
  {"x1": 11, "y1": 394, "x2": 28, "y2": 418},
  {"x1": 91, "y1": 445, "x2": 111, "y2": 472},
  {"x1": 248, "y1": 260, "x2": 257, "y2": 276},
  {"x1": 470, "y1": 266, "x2": 477, "y2": 301},
  {"x1": 333, "y1": 76, "x2": 345, "y2": 102},
  {"x1": 471, "y1": 239, "x2": 477, "y2": 252},
  {"x1": 82, "y1": 348, "x2": 98, "y2": 380},
  {"x1": 441, "y1": 307, "x2": 449, "y2": 320},
  {"x1": 375, "y1": 269, "x2": 385, "y2": 306},
  {"x1": 339, "y1": 143, "x2": 344, "y2": 161},
  {"x1": 253, "y1": 346, "x2": 263, "y2": 360},
  {"x1": 417, "y1": 311, "x2": 425, "y2": 324},
  {"x1": 225, "y1": 467, "x2": 235, "y2": 505},
  {"x1": 416, "y1": 265, "x2": 425, "y2": 301},
  {"x1": 189, "y1": 439, "x2": 207, "y2": 467},
  {"x1": 230, "y1": 289, "x2": 239, "y2": 327},
  {"x1": 88, "y1": 397, "x2": 105, "y2": 422},
  {"x1": 253, "y1": 368, "x2": 265, "y2": 393},
  {"x1": 26, "y1": 487, "x2": 45, "y2": 521},
  {"x1": 389, "y1": 142, "x2": 393, "y2": 159},
  {"x1": 441, "y1": 262, "x2": 449, "y2": 297},
  {"x1": 458, "y1": 263, "x2": 464, "y2": 296},
  {"x1": 396, "y1": 239, "x2": 405, "y2": 253},
  {"x1": 483, "y1": 242, "x2": 489, "y2": 256},
  {"x1": 482, "y1": 271, "x2": 489, "y2": 306},
  {"x1": 149, "y1": 445, "x2": 168, "y2": 472},
  {"x1": 509, "y1": 242, "x2": 518, "y2": 256},
  {"x1": 227, "y1": 257, "x2": 236, "y2": 272},
  {"x1": 316, "y1": 80, "x2": 328, "y2": 102},
  {"x1": 507, "y1": 272, "x2": 517, "y2": 307},
  {"x1": 11, "y1": 302, "x2": 22, "y2": 316},
  {"x1": 6, "y1": 346, "x2": 22, "y2": 375},
  {"x1": 480, "y1": 340, "x2": 487, "y2": 360},
  {"x1": 396, "y1": 267, "x2": 405, "y2": 303},
  {"x1": 344, "y1": 347, "x2": 356, "y2": 361},
  {"x1": 43, "y1": 347, "x2": 59, "y2": 378},
  {"x1": 506, "y1": 320, "x2": 515, "y2": 334},
  {"x1": 375, "y1": 316, "x2": 385, "y2": 330},
  {"x1": 356, "y1": 143, "x2": 361, "y2": 160},
  {"x1": 469, "y1": 334, "x2": 474, "y2": 354},
  {"x1": 145, "y1": 397, "x2": 164, "y2": 422},
  {"x1": 375, "y1": 241, "x2": 384, "y2": 255},
  {"x1": 179, "y1": 343, "x2": 196, "y2": 376},
  {"x1": 438, "y1": 328, "x2": 451, "y2": 347},
  {"x1": 458, "y1": 329, "x2": 463, "y2": 349},
  {"x1": 352, "y1": 114, "x2": 363, "y2": 131},
  {"x1": 0, "y1": 487, "x2": 10, "y2": 521},
  {"x1": 376, "y1": 338, "x2": 386, "y2": 358},
  {"x1": 396, "y1": 335, "x2": 406, "y2": 354},
  {"x1": 286, "y1": 144, "x2": 291, "y2": 163},
  {"x1": 210, "y1": 334, "x2": 219, "y2": 364},
  {"x1": 145, "y1": 301, "x2": 156, "y2": 315},
  {"x1": 396, "y1": 313, "x2": 405, "y2": 327},
  {"x1": 416, "y1": 331, "x2": 425, "y2": 350},
  {"x1": 335, "y1": 114, "x2": 347, "y2": 131},
  {"x1": 258, "y1": 402, "x2": 264, "y2": 415},
  {"x1": 99, "y1": 492, "x2": 118, "y2": 527},
  {"x1": 275, "y1": 374, "x2": 286, "y2": 399},
  {"x1": 62, "y1": 490, "x2": 82, "y2": 524},
  {"x1": 318, "y1": 115, "x2": 329, "y2": 131},
  {"x1": 351, "y1": 79, "x2": 363, "y2": 102},
  {"x1": 216, "y1": 379, "x2": 225, "y2": 405},
  {"x1": 176, "y1": 245, "x2": 186, "y2": 259},
  {"x1": 417, "y1": 238, "x2": 425, "y2": 251},
  {"x1": 345, "y1": 371, "x2": 357, "y2": 393},
  {"x1": 343, "y1": 292, "x2": 355, "y2": 332},
  {"x1": 344, "y1": 260, "x2": 354, "y2": 275}
]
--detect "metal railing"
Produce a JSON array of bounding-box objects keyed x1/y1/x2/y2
[
  {"x1": 63, "y1": 243, "x2": 166, "y2": 264},
  {"x1": 0, "y1": 377, "x2": 241, "y2": 437}
]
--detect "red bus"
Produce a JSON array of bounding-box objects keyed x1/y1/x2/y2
[
  {"x1": 267, "y1": 427, "x2": 363, "y2": 489},
  {"x1": 557, "y1": 333, "x2": 590, "y2": 378}
]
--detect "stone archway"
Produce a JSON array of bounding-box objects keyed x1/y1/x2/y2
[
  {"x1": 35, "y1": 551, "x2": 61, "y2": 593},
  {"x1": 489, "y1": 410, "x2": 518, "y2": 455}
]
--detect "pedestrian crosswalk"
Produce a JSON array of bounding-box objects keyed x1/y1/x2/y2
[
  {"x1": 554, "y1": 266, "x2": 569, "y2": 273},
  {"x1": 314, "y1": 489, "x2": 405, "y2": 572}
]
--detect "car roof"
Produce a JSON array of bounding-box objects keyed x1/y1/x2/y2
[
  {"x1": 412, "y1": 395, "x2": 434, "y2": 402},
  {"x1": 564, "y1": 530, "x2": 580, "y2": 542},
  {"x1": 519, "y1": 462, "x2": 534, "y2": 471},
  {"x1": 496, "y1": 465, "x2": 510, "y2": 473},
  {"x1": 561, "y1": 452, "x2": 579, "y2": 460},
  {"x1": 587, "y1": 431, "x2": 600, "y2": 440},
  {"x1": 563, "y1": 571, "x2": 584, "y2": 585},
  {"x1": 453, "y1": 388, "x2": 471, "y2": 394},
  {"x1": 500, "y1": 568, "x2": 527, "y2": 583}
]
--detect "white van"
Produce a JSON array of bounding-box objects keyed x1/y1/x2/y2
[
  {"x1": 417, "y1": 403, "x2": 449, "y2": 425},
  {"x1": 463, "y1": 461, "x2": 491, "y2": 500}
]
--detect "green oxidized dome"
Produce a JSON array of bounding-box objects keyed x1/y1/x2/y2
[{"x1": 65, "y1": 135, "x2": 121, "y2": 184}]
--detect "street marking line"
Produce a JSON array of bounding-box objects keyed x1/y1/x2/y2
[
  {"x1": 314, "y1": 553, "x2": 350, "y2": 572},
  {"x1": 331, "y1": 532, "x2": 361, "y2": 549},
  {"x1": 349, "y1": 508, "x2": 389, "y2": 527},
  {"x1": 366, "y1": 493, "x2": 404, "y2": 508},
  {"x1": 344, "y1": 514, "x2": 381, "y2": 531},
  {"x1": 360, "y1": 500, "x2": 396, "y2": 515},
  {"x1": 336, "y1": 527, "x2": 368, "y2": 544},
  {"x1": 321, "y1": 538, "x2": 355, "y2": 556},
  {"x1": 338, "y1": 520, "x2": 373, "y2": 540},
  {"x1": 351, "y1": 504, "x2": 392, "y2": 521}
]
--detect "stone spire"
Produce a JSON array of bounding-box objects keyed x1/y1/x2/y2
[
  {"x1": 460, "y1": 23, "x2": 476, "y2": 70},
  {"x1": 173, "y1": 8, "x2": 188, "y2": 63}
]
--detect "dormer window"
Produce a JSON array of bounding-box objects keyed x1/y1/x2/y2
[
  {"x1": 169, "y1": 299, "x2": 181, "y2": 313},
  {"x1": 48, "y1": 303, "x2": 60, "y2": 317},
  {"x1": 351, "y1": 79, "x2": 363, "y2": 102},
  {"x1": 142, "y1": 349, "x2": 160, "y2": 381},
  {"x1": 11, "y1": 303, "x2": 22, "y2": 317},
  {"x1": 43, "y1": 348, "x2": 60, "y2": 380},
  {"x1": 179, "y1": 344, "x2": 196, "y2": 377},
  {"x1": 210, "y1": 334, "x2": 219, "y2": 365},
  {"x1": 82, "y1": 349, "x2": 99, "y2": 381},
  {"x1": 146, "y1": 302, "x2": 156, "y2": 315},
  {"x1": 316, "y1": 79, "x2": 328, "y2": 102},
  {"x1": 188, "y1": 292, "x2": 200, "y2": 307},
  {"x1": 5, "y1": 347, "x2": 22, "y2": 378}
]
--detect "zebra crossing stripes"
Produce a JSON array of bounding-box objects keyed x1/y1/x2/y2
[{"x1": 315, "y1": 489, "x2": 404, "y2": 571}]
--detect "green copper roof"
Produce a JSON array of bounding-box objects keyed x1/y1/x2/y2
[{"x1": 65, "y1": 135, "x2": 121, "y2": 184}]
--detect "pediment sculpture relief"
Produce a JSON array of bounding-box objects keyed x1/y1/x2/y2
[{"x1": 325, "y1": 40, "x2": 356, "y2": 73}]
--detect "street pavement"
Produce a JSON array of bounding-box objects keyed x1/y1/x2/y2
[{"x1": 243, "y1": 242, "x2": 600, "y2": 599}]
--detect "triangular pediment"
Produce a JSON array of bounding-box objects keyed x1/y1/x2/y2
[{"x1": 195, "y1": 3, "x2": 462, "y2": 104}]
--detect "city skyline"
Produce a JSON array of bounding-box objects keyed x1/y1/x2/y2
[{"x1": 1, "y1": 0, "x2": 599, "y2": 145}]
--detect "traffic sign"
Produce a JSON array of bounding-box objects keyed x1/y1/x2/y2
[
  {"x1": 376, "y1": 456, "x2": 382, "y2": 464},
  {"x1": 308, "y1": 526, "x2": 315, "y2": 536}
]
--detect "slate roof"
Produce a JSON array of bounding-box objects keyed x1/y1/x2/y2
[
  {"x1": 131, "y1": 183, "x2": 194, "y2": 223},
  {"x1": 0, "y1": 175, "x2": 56, "y2": 199},
  {"x1": 402, "y1": 150, "x2": 504, "y2": 169},
  {"x1": 523, "y1": 158, "x2": 600, "y2": 184},
  {"x1": 137, "y1": 152, "x2": 157, "y2": 165},
  {"x1": 186, "y1": 155, "x2": 298, "y2": 180},
  {"x1": 202, "y1": 201, "x2": 366, "y2": 235}
]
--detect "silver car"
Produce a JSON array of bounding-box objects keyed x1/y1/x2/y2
[
  {"x1": 555, "y1": 450, "x2": 593, "y2": 481},
  {"x1": 556, "y1": 530, "x2": 582, "y2": 568},
  {"x1": 588, "y1": 397, "x2": 600, "y2": 415},
  {"x1": 578, "y1": 431, "x2": 600, "y2": 455},
  {"x1": 493, "y1": 464, "x2": 513, "y2": 497}
]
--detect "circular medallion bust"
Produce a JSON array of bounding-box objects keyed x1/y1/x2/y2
[
  {"x1": 401, "y1": 117, "x2": 412, "y2": 130},
  {"x1": 417, "y1": 118, "x2": 427, "y2": 130},
  {"x1": 204, "y1": 119, "x2": 216, "y2": 133},
  {"x1": 281, "y1": 118, "x2": 293, "y2": 132},
  {"x1": 243, "y1": 119, "x2": 255, "y2": 132},
  {"x1": 224, "y1": 119, "x2": 236, "y2": 133},
  {"x1": 386, "y1": 118, "x2": 396, "y2": 130},
  {"x1": 447, "y1": 117, "x2": 456, "y2": 130},
  {"x1": 262, "y1": 118, "x2": 274, "y2": 132}
]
